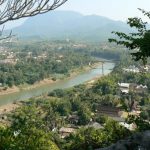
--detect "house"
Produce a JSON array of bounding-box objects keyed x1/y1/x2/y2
[
  {"x1": 37, "y1": 54, "x2": 47, "y2": 59},
  {"x1": 118, "y1": 83, "x2": 130, "y2": 94},
  {"x1": 98, "y1": 106, "x2": 121, "y2": 117},
  {"x1": 0, "y1": 59, "x2": 17, "y2": 65},
  {"x1": 123, "y1": 65, "x2": 140, "y2": 73},
  {"x1": 86, "y1": 122, "x2": 104, "y2": 129},
  {"x1": 73, "y1": 44, "x2": 87, "y2": 49},
  {"x1": 59, "y1": 127, "x2": 76, "y2": 138},
  {"x1": 143, "y1": 65, "x2": 149, "y2": 72},
  {"x1": 135, "y1": 84, "x2": 148, "y2": 94},
  {"x1": 119, "y1": 122, "x2": 136, "y2": 131},
  {"x1": 68, "y1": 115, "x2": 79, "y2": 124},
  {"x1": 140, "y1": 65, "x2": 150, "y2": 72},
  {"x1": 118, "y1": 82, "x2": 147, "y2": 95},
  {"x1": 129, "y1": 110, "x2": 141, "y2": 116},
  {"x1": 58, "y1": 55, "x2": 64, "y2": 59},
  {"x1": 56, "y1": 60, "x2": 62, "y2": 63}
]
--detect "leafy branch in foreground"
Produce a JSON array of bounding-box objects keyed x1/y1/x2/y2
[{"x1": 109, "y1": 8, "x2": 150, "y2": 65}]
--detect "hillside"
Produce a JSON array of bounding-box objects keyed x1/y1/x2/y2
[{"x1": 13, "y1": 11, "x2": 131, "y2": 41}]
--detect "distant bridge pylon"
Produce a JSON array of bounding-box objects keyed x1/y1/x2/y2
[{"x1": 92, "y1": 59, "x2": 120, "y2": 76}]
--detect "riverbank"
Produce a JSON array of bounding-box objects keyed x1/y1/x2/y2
[
  {"x1": 0, "y1": 103, "x2": 21, "y2": 115},
  {"x1": 0, "y1": 86, "x2": 20, "y2": 96},
  {"x1": 0, "y1": 62, "x2": 102, "y2": 96},
  {"x1": 0, "y1": 73, "x2": 101, "y2": 115},
  {"x1": 0, "y1": 66, "x2": 102, "y2": 114},
  {"x1": 0, "y1": 61, "x2": 115, "y2": 113}
]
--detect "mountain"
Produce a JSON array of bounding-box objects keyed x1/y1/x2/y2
[{"x1": 12, "y1": 11, "x2": 131, "y2": 41}]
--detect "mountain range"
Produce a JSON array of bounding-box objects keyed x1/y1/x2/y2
[{"x1": 12, "y1": 11, "x2": 131, "y2": 42}]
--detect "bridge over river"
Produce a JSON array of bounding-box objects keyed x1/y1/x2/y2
[{"x1": 0, "y1": 60, "x2": 115, "y2": 106}]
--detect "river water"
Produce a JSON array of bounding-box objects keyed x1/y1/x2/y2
[{"x1": 0, "y1": 62, "x2": 115, "y2": 106}]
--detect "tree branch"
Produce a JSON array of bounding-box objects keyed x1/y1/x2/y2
[
  {"x1": 0, "y1": 0, "x2": 68, "y2": 41},
  {"x1": 0, "y1": 0, "x2": 68, "y2": 25}
]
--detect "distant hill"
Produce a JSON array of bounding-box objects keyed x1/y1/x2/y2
[{"x1": 12, "y1": 11, "x2": 131, "y2": 42}]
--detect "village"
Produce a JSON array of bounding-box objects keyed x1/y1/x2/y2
[
  {"x1": 0, "y1": 48, "x2": 149, "y2": 149},
  {"x1": 0, "y1": 42, "x2": 150, "y2": 140},
  {"x1": 56, "y1": 64, "x2": 150, "y2": 139}
]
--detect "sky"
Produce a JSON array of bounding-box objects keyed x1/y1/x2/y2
[
  {"x1": 58, "y1": 0, "x2": 150, "y2": 22},
  {"x1": 3, "y1": 0, "x2": 150, "y2": 29}
]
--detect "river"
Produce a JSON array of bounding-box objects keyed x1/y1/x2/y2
[{"x1": 0, "y1": 62, "x2": 115, "y2": 106}]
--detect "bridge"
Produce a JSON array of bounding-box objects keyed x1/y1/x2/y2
[{"x1": 89, "y1": 59, "x2": 120, "y2": 75}]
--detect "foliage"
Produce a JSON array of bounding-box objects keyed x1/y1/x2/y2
[
  {"x1": 64, "y1": 119, "x2": 131, "y2": 150},
  {"x1": 127, "y1": 115, "x2": 150, "y2": 132},
  {"x1": 1, "y1": 52, "x2": 150, "y2": 149},
  {"x1": 104, "y1": 119, "x2": 131, "y2": 143},
  {"x1": 0, "y1": 126, "x2": 59, "y2": 150},
  {"x1": 0, "y1": 43, "x2": 93, "y2": 87},
  {"x1": 109, "y1": 8, "x2": 150, "y2": 65},
  {"x1": 11, "y1": 105, "x2": 44, "y2": 130},
  {"x1": 48, "y1": 89, "x2": 67, "y2": 98},
  {"x1": 77, "y1": 104, "x2": 92, "y2": 125},
  {"x1": 93, "y1": 76, "x2": 117, "y2": 95}
]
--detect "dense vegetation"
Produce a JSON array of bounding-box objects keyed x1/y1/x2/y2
[
  {"x1": 0, "y1": 41, "x2": 123, "y2": 88},
  {"x1": 0, "y1": 52, "x2": 92, "y2": 87},
  {"x1": 0, "y1": 54, "x2": 150, "y2": 149},
  {"x1": 0, "y1": 42, "x2": 91, "y2": 87}
]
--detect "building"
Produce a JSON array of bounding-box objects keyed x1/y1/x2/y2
[
  {"x1": 98, "y1": 106, "x2": 121, "y2": 117},
  {"x1": 0, "y1": 58, "x2": 18, "y2": 65},
  {"x1": 118, "y1": 83, "x2": 130, "y2": 94},
  {"x1": 72, "y1": 44, "x2": 87, "y2": 49},
  {"x1": 123, "y1": 65, "x2": 140, "y2": 73},
  {"x1": 56, "y1": 60, "x2": 62, "y2": 63},
  {"x1": 119, "y1": 122, "x2": 136, "y2": 131},
  {"x1": 58, "y1": 55, "x2": 64, "y2": 59},
  {"x1": 86, "y1": 122, "x2": 104, "y2": 129},
  {"x1": 68, "y1": 115, "x2": 79, "y2": 124},
  {"x1": 119, "y1": 82, "x2": 148, "y2": 95},
  {"x1": 59, "y1": 127, "x2": 76, "y2": 138},
  {"x1": 135, "y1": 84, "x2": 148, "y2": 94},
  {"x1": 140, "y1": 65, "x2": 150, "y2": 72}
]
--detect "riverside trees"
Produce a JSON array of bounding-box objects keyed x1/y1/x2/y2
[
  {"x1": 1, "y1": 57, "x2": 150, "y2": 149},
  {"x1": 0, "y1": 44, "x2": 93, "y2": 87}
]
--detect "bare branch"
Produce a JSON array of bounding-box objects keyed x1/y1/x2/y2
[
  {"x1": 0, "y1": 0, "x2": 68, "y2": 42},
  {"x1": 0, "y1": 0, "x2": 68, "y2": 25}
]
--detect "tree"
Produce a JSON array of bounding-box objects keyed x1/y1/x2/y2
[
  {"x1": 0, "y1": 126, "x2": 60, "y2": 150},
  {"x1": 104, "y1": 119, "x2": 131, "y2": 143},
  {"x1": 11, "y1": 105, "x2": 44, "y2": 130},
  {"x1": 126, "y1": 115, "x2": 150, "y2": 132},
  {"x1": 0, "y1": 0, "x2": 68, "y2": 40},
  {"x1": 65, "y1": 127, "x2": 108, "y2": 150},
  {"x1": 64, "y1": 120, "x2": 131, "y2": 150},
  {"x1": 78, "y1": 104, "x2": 92, "y2": 125},
  {"x1": 93, "y1": 76, "x2": 117, "y2": 95},
  {"x1": 109, "y1": 8, "x2": 150, "y2": 65}
]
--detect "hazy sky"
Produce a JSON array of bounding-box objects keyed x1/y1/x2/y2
[
  {"x1": 3, "y1": 0, "x2": 150, "y2": 29},
  {"x1": 58, "y1": 0, "x2": 150, "y2": 21}
]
